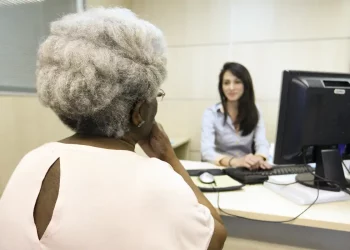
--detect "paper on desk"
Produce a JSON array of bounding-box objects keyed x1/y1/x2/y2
[
  {"x1": 191, "y1": 176, "x2": 242, "y2": 189},
  {"x1": 268, "y1": 174, "x2": 296, "y2": 184},
  {"x1": 264, "y1": 181, "x2": 350, "y2": 205},
  {"x1": 181, "y1": 160, "x2": 219, "y2": 170}
]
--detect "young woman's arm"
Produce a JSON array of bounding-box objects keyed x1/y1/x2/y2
[
  {"x1": 201, "y1": 107, "x2": 255, "y2": 168},
  {"x1": 254, "y1": 110, "x2": 270, "y2": 159},
  {"x1": 201, "y1": 108, "x2": 227, "y2": 165}
]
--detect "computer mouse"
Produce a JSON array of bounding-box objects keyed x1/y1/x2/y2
[{"x1": 199, "y1": 172, "x2": 215, "y2": 184}]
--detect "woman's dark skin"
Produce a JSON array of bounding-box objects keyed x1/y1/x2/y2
[{"x1": 34, "y1": 98, "x2": 227, "y2": 249}]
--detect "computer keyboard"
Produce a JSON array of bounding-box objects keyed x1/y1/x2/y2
[{"x1": 225, "y1": 164, "x2": 314, "y2": 185}]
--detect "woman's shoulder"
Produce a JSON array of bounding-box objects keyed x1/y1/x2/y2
[
  {"x1": 205, "y1": 103, "x2": 221, "y2": 112},
  {"x1": 255, "y1": 105, "x2": 265, "y2": 119},
  {"x1": 141, "y1": 158, "x2": 192, "y2": 186},
  {"x1": 138, "y1": 158, "x2": 198, "y2": 202},
  {"x1": 16, "y1": 142, "x2": 61, "y2": 166},
  {"x1": 203, "y1": 103, "x2": 222, "y2": 117}
]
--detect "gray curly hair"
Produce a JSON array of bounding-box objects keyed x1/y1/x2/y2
[{"x1": 36, "y1": 7, "x2": 167, "y2": 138}]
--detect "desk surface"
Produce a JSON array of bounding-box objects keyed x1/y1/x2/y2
[
  {"x1": 181, "y1": 160, "x2": 350, "y2": 232},
  {"x1": 169, "y1": 137, "x2": 190, "y2": 148}
]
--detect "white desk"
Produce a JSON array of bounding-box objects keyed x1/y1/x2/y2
[
  {"x1": 135, "y1": 137, "x2": 190, "y2": 160},
  {"x1": 181, "y1": 160, "x2": 350, "y2": 232}
]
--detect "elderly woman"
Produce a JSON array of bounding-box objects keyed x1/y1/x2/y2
[{"x1": 0, "y1": 8, "x2": 226, "y2": 250}]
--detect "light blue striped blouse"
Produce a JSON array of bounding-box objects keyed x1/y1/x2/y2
[{"x1": 201, "y1": 103, "x2": 270, "y2": 164}]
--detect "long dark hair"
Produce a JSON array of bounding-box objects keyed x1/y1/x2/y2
[{"x1": 218, "y1": 62, "x2": 259, "y2": 136}]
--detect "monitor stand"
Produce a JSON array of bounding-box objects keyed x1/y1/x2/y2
[{"x1": 296, "y1": 147, "x2": 350, "y2": 192}]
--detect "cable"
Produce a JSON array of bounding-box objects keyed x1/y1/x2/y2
[
  {"x1": 214, "y1": 179, "x2": 320, "y2": 223},
  {"x1": 301, "y1": 149, "x2": 342, "y2": 189},
  {"x1": 212, "y1": 152, "x2": 346, "y2": 223},
  {"x1": 301, "y1": 150, "x2": 350, "y2": 197},
  {"x1": 265, "y1": 181, "x2": 297, "y2": 186},
  {"x1": 267, "y1": 179, "x2": 326, "y2": 186},
  {"x1": 341, "y1": 161, "x2": 350, "y2": 196},
  {"x1": 342, "y1": 161, "x2": 350, "y2": 175},
  {"x1": 216, "y1": 184, "x2": 320, "y2": 223}
]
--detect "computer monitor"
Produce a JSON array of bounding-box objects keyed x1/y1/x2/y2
[{"x1": 274, "y1": 70, "x2": 350, "y2": 192}]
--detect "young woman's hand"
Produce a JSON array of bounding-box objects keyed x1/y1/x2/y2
[
  {"x1": 255, "y1": 155, "x2": 272, "y2": 169},
  {"x1": 245, "y1": 154, "x2": 271, "y2": 169},
  {"x1": 230, "y1": 154, "x2": 271, "y2": 170},
  {"x1": 138, "y1": 122, "x2": 176, "y2": 162}
]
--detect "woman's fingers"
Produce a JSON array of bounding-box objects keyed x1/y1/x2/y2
[
  {"x1": 261, "y1": 161, "x2": 272, "y2": 169},
  {"x1": 243, "y1": 163, "x2": 252, "y2": 169},
  {"x1": 245, "y1": 158, "x2": 255, "y2": 166}
]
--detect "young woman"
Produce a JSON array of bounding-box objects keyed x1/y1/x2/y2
[{"x1": 201, "y1": 62, "x2": 270, "y2": 169}]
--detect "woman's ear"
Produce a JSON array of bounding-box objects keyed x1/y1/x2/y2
[{"x1": 131, "y1": 100, "x2": 146, "y2": 127}]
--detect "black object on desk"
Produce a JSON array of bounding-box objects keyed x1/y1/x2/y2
[
  {"x1": 274, "y1": 70, "x2": 350, "y2": 192},
  {"x1": 225, "y1": 164, "x2": 314, "y2": 184},
  {"x1": 187, "y1": 168, "x2": 224, "y2": 176},
  {"x1": 187, "y1": 165, "x2": 314, "y2": 186}
]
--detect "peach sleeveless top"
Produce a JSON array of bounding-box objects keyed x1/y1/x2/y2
[{"x1": 0, "y1": 142, "x2": 214, "y2": 250}]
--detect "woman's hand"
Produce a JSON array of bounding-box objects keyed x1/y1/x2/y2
[
  {"x1": 230, "y1": 154, "x2": 271, "y2": 170},
  {"x1": 229, "y1": 155, "x2": 253, "y2": 169},
  {"x1": 255, "y1": 155, "x2": 272, "y2": 169},
  {"x1": 138, "y1": 122, "x2": 176, "y2": 162}
]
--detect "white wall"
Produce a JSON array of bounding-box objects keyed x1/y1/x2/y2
[
  {"x1": 131, "y1": 0, "x2": 350, "y2": 160},
  {"x1": 0, "y1": 0, "x2": 78, "y2": 195},
  {"x1": 87, "y1": 0, "x2": 131, "y2": 8},
  {"x1": 1, "y1": 0, "x2": 349, "y2": 195},
  {"x1": 0, "y1": 0, "x2": 132, "y2": 195}
]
